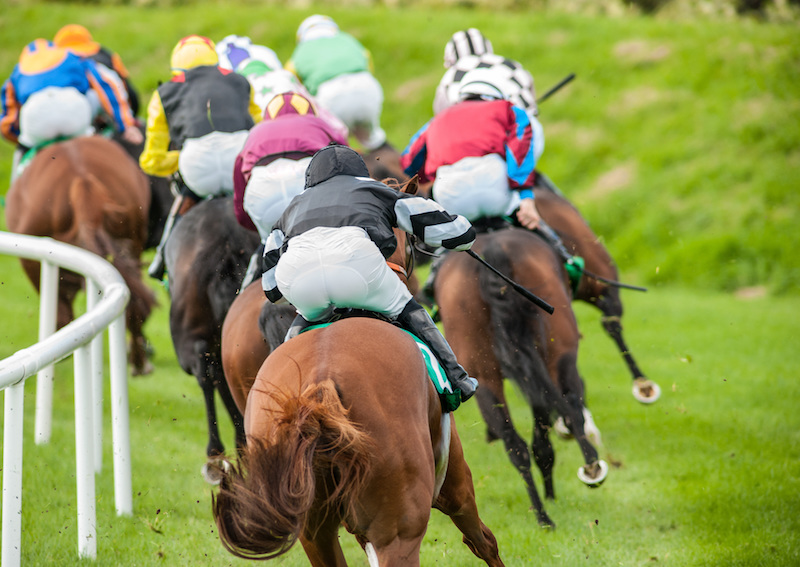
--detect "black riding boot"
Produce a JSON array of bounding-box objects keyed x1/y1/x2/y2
[
  {"x1": 534, "y1": 221, "x2": 585, "y2": 290},
  {"x1": 396, "y1": 300, "x2": 478, "y2": 402},
  {"x1": 240, "y1": 242, "x2": 265, "y2": 291},
  {"x1": 283, "y1": 313, "x2": 314, "y2": 343},
  {"x1": 147, "y1": 188, "x2": 201, "y2": 281}
]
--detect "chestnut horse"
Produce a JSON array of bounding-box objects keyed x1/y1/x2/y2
[
  {"x1": 435, "y1": 227, "x2": 608, "y2": 527},
  {"x1": 4, "y1": 135, "x2": 156, "y2": 375},
  {"x1": 532, "y1": 182, "x2": 659, "y2": 403},
  {"x1": 212, "y1": 317, "x2": 505, "y2": 566},
  {"x1": 163, "y1": 195, "x2": 260, "y2": 483}
]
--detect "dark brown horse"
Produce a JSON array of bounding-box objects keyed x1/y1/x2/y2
[
  {"x1": 163, "y1": 195, "x2": 260, "y2": 483},
  {"x1": 4, "y1": 135, "x2": 156, "y2": 375},
  {"x1": 212, "y1": 317, "x2": 505, "y2": 566},
  {"x1": 532, "y1": 183, "x2": 660, "y2": 403},
  {"x1": 435, "y1": 227, "x2": 608, "y2": 527}
]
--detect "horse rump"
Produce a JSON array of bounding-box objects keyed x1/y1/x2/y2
[{"x1": 213, "y1": 380, "x2": 374, "y2": 560}]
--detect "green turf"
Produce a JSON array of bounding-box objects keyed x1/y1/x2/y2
[{"x1": 1, "y1": 2, "x2": 799, "y2": 565}]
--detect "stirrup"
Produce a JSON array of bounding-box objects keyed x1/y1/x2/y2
[{"x1": 565, "y1": 256, "x2": 585, "y2": 293}]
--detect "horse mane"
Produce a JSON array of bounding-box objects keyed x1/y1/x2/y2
[{"x1": 213, "y1": 380, "x2": 375, "y2": 560}]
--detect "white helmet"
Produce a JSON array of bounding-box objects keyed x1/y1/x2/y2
[
  {"x1": 443, "y1": 28, "x2": 493, "y2": 69},
  {"x1": 458, "y1": 67, "x2": 512, "y2": 102},
  {"x1": 296, "y1": 15, "x2": 339, "y2": 43}
]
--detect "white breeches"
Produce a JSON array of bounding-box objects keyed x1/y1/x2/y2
[
  {"x1": 179, "y1": 130, "x2": 249, "y2": 197},
  {"x1": 275, "y1": 226, "x2": 411, "y2": 322},
  {"x1": 18, "y1": 86, "x2": 93, "y2": 147},
  {"x1": 432, "y1": 153, "x2": 520, "y2": 222},
  {"x1": 244, "y1": 157, "x2": 311, "y2": 240},
  {"x1": 316, "y1": 71, "x2": 386, "y2": 150}
]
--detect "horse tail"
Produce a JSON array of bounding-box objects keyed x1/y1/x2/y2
[
  {"x1": 213, "y1": 380, "x2": 374, "y2": 560},
  {"x1": 477, "y1": 240, "x2": 573, "y2": 416},
  {"x1": 68, "y1": 174, "x2": 156, "y2": 332}
]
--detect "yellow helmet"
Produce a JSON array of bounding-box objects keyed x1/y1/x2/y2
[{"x1": 170, "y1": 35, "x2": 218, "y2": 73}]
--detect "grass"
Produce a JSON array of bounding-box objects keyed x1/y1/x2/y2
[{"x1": 1, "y1": 2, "x2": 799, "y2": 565}]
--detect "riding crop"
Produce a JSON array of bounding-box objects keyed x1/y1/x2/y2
[
  {"x1": 466, "y1": 249, "x2": 555, "y2": 314},
  {"x1": 536, "y1": 73, "x2": 576, "y2": 104}
]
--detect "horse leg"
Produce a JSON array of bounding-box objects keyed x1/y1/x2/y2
[
  {"x1": 214, "y1": 372, "x2": 246, "y2": 452},
  {"x1": 531, "y1": 408, "x2": 557, "y2": 500},
  {"x1": 300, "y1": 512, "x2": 348, "y2": 567},
  {"x1": 474, "y1": 379, "x2": 554, "y2": 527},
  {"x1": 192, "y1": 344, "x2": 228, "y2": 485},
  {"x1": 595, "y1": 292, "x2": 661, "y2": 403},
  {"x1": 435, "y1": 423, "x2": 505, "y2": 566}
]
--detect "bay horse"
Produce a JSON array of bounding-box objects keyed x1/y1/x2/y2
[
  {"x1": 212, "y1": 317, "x2": 505, "y2": 566},
  {"x1": 220, "y1": 175, "x2": 419, "y2": 418},
  {"x1": 532, "y1": 182, "x2": 660, "y2": 403},
  {"x1": 163, "y1": 195, "x2": 260, "y2": 483},
  {"x1": 434, "y1": 226, "x2": 608, "y2": 527},
  {"x1": 4, "y1": 135, "x2": 156, "y2": 375}
]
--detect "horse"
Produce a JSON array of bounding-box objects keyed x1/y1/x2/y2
[
  {"x1": 212, "y1": 317, "x2": 505, "y2": 566},
  {"x1": 532, "y1": 182, "x2": 660, "y2": 403},
  {"x1": 434, "y1": 226, "x2": 609, "y2": 527},
  {"x1": 163, "y1": 195, "x2": 260, "y2": 483},
  {"x1": 362, "y1": 141, "x2": 409, "y2": 184},
  {"x1": 220, "y1": 175, "x2": 419, "y2": 418},
  {"x1": 4, "y1": 135, "x2": 157, "y2": 375}
]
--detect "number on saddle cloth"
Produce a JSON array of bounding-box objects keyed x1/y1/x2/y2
[{"x1": 300, "y1": 317, "x2": 462, "y2": 413}]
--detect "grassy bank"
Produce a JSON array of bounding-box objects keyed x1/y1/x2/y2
[{"x1": 0, "y1": 2, "x2": 798, "y2": 293}]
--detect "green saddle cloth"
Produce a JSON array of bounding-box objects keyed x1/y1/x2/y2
[
  {"x1": 16, "y1": 136, "x2": 72, "y2": 178},
  {"x1": 302, "y1": 322, "x2": 461, "y2": 413}
]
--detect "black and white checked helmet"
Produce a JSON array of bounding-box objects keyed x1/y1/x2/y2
[{"x1": 443, "y1": 28, "x2": 493, "y2": 69}]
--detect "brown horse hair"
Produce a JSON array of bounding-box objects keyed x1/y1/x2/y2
[
  {"x1": 212, "y1": 380, "x2": 375, "y2": 560},
  {"x1": 68, "y1": 174, "x2": 157, "y2": 356}
]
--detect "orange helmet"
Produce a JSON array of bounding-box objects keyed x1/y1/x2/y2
[
  {"x1": 170, "y1": 35, "x2": 218, "y2": 73},
  {"x1": 54, "y1": 24, "x2": 100, "y2": 57},
  {"x1": 264, "y1": 92, "x2": 318, "y2": 121}
]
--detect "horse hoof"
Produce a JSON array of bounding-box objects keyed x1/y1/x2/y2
[
  {"x1": 577, "y1": 459, "x2": 609, "y2": 487},
  {"x1": 552, "y1": 416, "x2": 573, "y2": 440},
  {"x1": 632, "y1": 378, "x2": 661, "y2": 404},
  {"x1": 201, "y1": 458, "x2": 231, "y2": 485},
  {"x1": 131, "y1": 360, "x2": 155, "y2": 377}
]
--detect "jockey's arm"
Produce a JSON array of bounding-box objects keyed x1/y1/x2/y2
[
  {"x1": 0, "y1": 79, "x2": 20, "y2": 144},
  {"x1": 139, "y1": 91, "x2": 179, "y2": 177}
]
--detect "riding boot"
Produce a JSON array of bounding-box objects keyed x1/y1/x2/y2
[
  {"x1": 241, "y1": 242, "x2": 265, "y2": 291},
  {"x1": 147, "y1": 191, "x2": 200, "y2": 281},
  {"x1": 396, "y1": 299, "x2": 478, "y2": 402},
  {"x1": 534, "y1": 221, "x2": 585, "y2": 291},
  {"x1": 283, "y1": 313, "x2": 314, "y2": 343}
]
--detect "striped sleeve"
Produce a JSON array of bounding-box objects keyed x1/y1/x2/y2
[
  {"x1": 394, "y1": 195, "x2": 475, "y2": 251},
  {"x1": 261, "y1": 227, "x2": 286, "y2": 302},
  {"x1": 0, "y1": 79, "x2": 20, "y2": 143}
]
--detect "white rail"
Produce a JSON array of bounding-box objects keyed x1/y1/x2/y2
[{"x1": 0, "y1": 231, "x2": 133, "y2": 565}]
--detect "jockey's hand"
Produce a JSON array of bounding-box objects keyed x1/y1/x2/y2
[
  {"x1": 121, "y1": 126, "x2": 144, "y2": 146},
  {"x1": 515, "y1": 198, "x2": 541, "y2": 230}
]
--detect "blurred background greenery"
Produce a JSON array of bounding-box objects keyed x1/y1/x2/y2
[{"x1": 2, "y1": 0, "x2": 797, "y2": 295}]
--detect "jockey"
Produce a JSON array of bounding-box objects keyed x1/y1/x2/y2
[
  {"x1": 233, "y1": 91, "x2": 349, "y2": 286},
  {"x1": 286, "y1": 15, "x2": 387, "y2": 152},
  {"x1": 402, "y1": 67, "x2": 583, "y2": 292},
  {"x1": 1, "y1": 39, "x2": 141, "y2": 181},
  {"x1": 215, "y1": 34, "x2": 282, "y2": 74},
  {"x1": 216, "y1": 34, "x2": 349, "y2": 138},
  {"x1": 140, "y1": 34, "x2": 262, "y2": 280},
  {"x1": 54, "y1": 24, "x2": 141, "y2": 117},
  {"x1": 233, "y1": 91, "x2": 348, "y2": 240},
  {"x1": 433, "y1": 28, "x2": 543, "y2": 162},
  {"x1": 261, "y1": 144, "x2": 479, "y2": 402}
]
